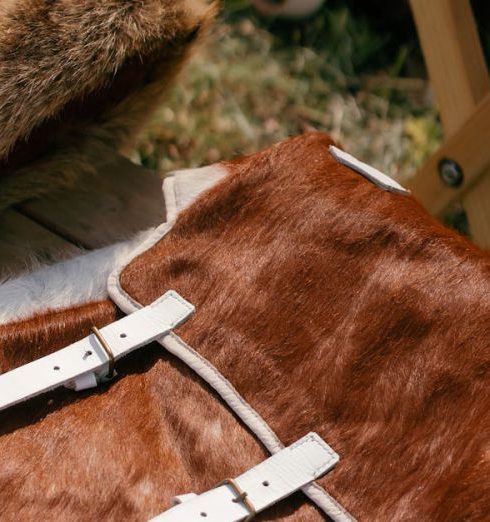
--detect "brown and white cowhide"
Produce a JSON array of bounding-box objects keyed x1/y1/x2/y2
[{"x1": 1, "y1": 132, "x2": 490, "y2": 521}]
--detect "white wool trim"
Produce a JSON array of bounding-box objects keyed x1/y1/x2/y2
[
  {"x1": 0, "y1": 230, "x2": 154, "y2": 325},
  {"x1": 163, "y1": 164, "x2": 228, "y2": 223}
]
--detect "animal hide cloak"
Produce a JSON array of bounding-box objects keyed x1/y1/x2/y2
[{"x1": 1, "y1": 133, "x2": 490, "y2": 520}]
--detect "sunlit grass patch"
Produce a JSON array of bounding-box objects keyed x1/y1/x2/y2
[{"x1": 138, "y1": 5, "x2": 442, "y2": 182}]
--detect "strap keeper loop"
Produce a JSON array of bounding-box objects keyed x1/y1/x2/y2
[
  {"x1": 216, "y1": 477, "x2": 256, "y2": 521},
  {"x1": 91, "y1": 326, "x2": 116, "y2": 379}
]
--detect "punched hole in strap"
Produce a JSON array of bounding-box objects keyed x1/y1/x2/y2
[
  {"x1": 91, "y1": 326, "x2": 115, "y2": 379},
  {"x1": 217, "y1": 478, "x2": 256, "y2": 521}
]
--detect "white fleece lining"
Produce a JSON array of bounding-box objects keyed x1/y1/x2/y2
[
  {"x1": 162, "y1": 176, "x2": 178, "y2": 224},
  {"x1": 107, "y1": 177, "x2": 355, "y2": 522},
  {"x1": 0, "y1": 166, "x2": 227, "y2": 325},
  {"x1": 0, "y1": 229, "x2": 156, "y2": 326},
  {"x1": 163, "y1": 164, "x2": 229, "y2": 224}
]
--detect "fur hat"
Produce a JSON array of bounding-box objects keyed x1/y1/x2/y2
[{"x1": 0, "y1": 0, "x2": 215, "y2": 207}]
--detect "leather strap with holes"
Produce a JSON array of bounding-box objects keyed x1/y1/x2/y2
[
  {"x1": 150, "y1": 432, "x2": 339, "y2": 522},
  {"x1": 0, "y1": 291, "x2": 194, "y2": 411}
]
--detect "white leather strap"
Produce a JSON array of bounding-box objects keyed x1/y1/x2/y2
[
  {"x1": 0, "y1": 291, "x2": 194, "y2": 411},
  {"x1": 151, "y1": 432, "x2": 338, "y2": 522}
]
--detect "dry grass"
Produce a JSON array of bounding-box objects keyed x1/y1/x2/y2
[{"x1": 137, "y1": 4, "x2": 442, "y2": 184}]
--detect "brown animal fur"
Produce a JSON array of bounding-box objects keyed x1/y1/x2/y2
[
  {"x1": 0, "y1": 301, "x2": 312, "y2": 521},
  {"x1": 1, "y1": 133, "x2": 490, "y2": 520},
  {"x1": 0, "y1": 301, "x2": 119, "y2": 373},
  {"x1": 0, "y1": 0, "x2": 216, "y2": 210}
]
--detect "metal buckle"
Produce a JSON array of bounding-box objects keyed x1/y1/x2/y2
[
  {"x1": 91, "y1": 326, "x2": 116, "y2": 380},
  {"x1": 217, "y1": 478, "x2": 256, "y2": 521}
]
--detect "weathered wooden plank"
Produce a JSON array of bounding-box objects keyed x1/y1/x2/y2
[
  {"x1": 20, "y1": 154, "x2": 166, "y2": 250},
  {"x1": 0, "y1": 210, "x2": 80, "y2": 279},
  {"x1": 464, "y1": 176, "x2": 490, "y2": 248}
]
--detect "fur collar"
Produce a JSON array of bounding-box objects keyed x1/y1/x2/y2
[{"x1": 0, "y1": 0, "x2": 215, "y2": 172}]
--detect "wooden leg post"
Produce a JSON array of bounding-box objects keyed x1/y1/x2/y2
[{"x1": 409, "y1": 0, "x2": 490, "y2": 247}]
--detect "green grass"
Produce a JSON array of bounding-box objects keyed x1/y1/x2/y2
[{"x1": 138, "y1": 3, "x2": 442, "y2": 183}]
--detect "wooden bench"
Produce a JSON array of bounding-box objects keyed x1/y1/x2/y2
[{"x1": 0, "y1": 155, "x2": 165, "y2": 280}]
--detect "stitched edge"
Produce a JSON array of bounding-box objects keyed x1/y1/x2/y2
[
  {"x1": 107, "y1": 220, "x2": 174, "y2": 311},
  {"x1": 161, "y1": 332, "x2": 355, "y2": 522},
  {"x1": 107, "y1": 184, "x2": 356, "y2": 522},
  {"x1": 163, "y1": 331, "x2": 284, "y2": 450},
  {"x1": 306, "y1": 482, "x2": 355, "y2": 521},
  {"x1": 149, "y1": 291, "x2": 195, "y2": 328},
  {"x1": 290, "y1": 433, "x2": 339, "y2": 477}
]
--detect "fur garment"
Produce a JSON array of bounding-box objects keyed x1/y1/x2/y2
[
  {"x1": 1, "y1": 133, "x2": 490, "y2": 520},
  {"x1": 0, "y1": 0, "x2": 215, "y2": 208}
]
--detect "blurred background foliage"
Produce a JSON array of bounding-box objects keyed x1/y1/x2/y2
[{"x1": 137, "y1": 1, "x2": 453, "y2": 183}]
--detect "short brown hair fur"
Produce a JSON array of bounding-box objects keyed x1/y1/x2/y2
[
  {"x1": 0, "y1": 0, "x2": 216, "y2": 168},
  {"x1": 2, "y1": 133, "x2": 490, "y2": 520}
]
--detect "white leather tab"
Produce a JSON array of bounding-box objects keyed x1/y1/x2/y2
[
  {"x1": 151, "y1": 432, "x2": 338, "y2": 522},
  {"x1": 0, "y1": 291, "x2": 194, "y2": 411},
  {"x1": 163, "y1": 164, "x2": 228, "y2": 223},
  {"x1": 329, "y1": 145, "x2": 409, "y2": 195}
]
